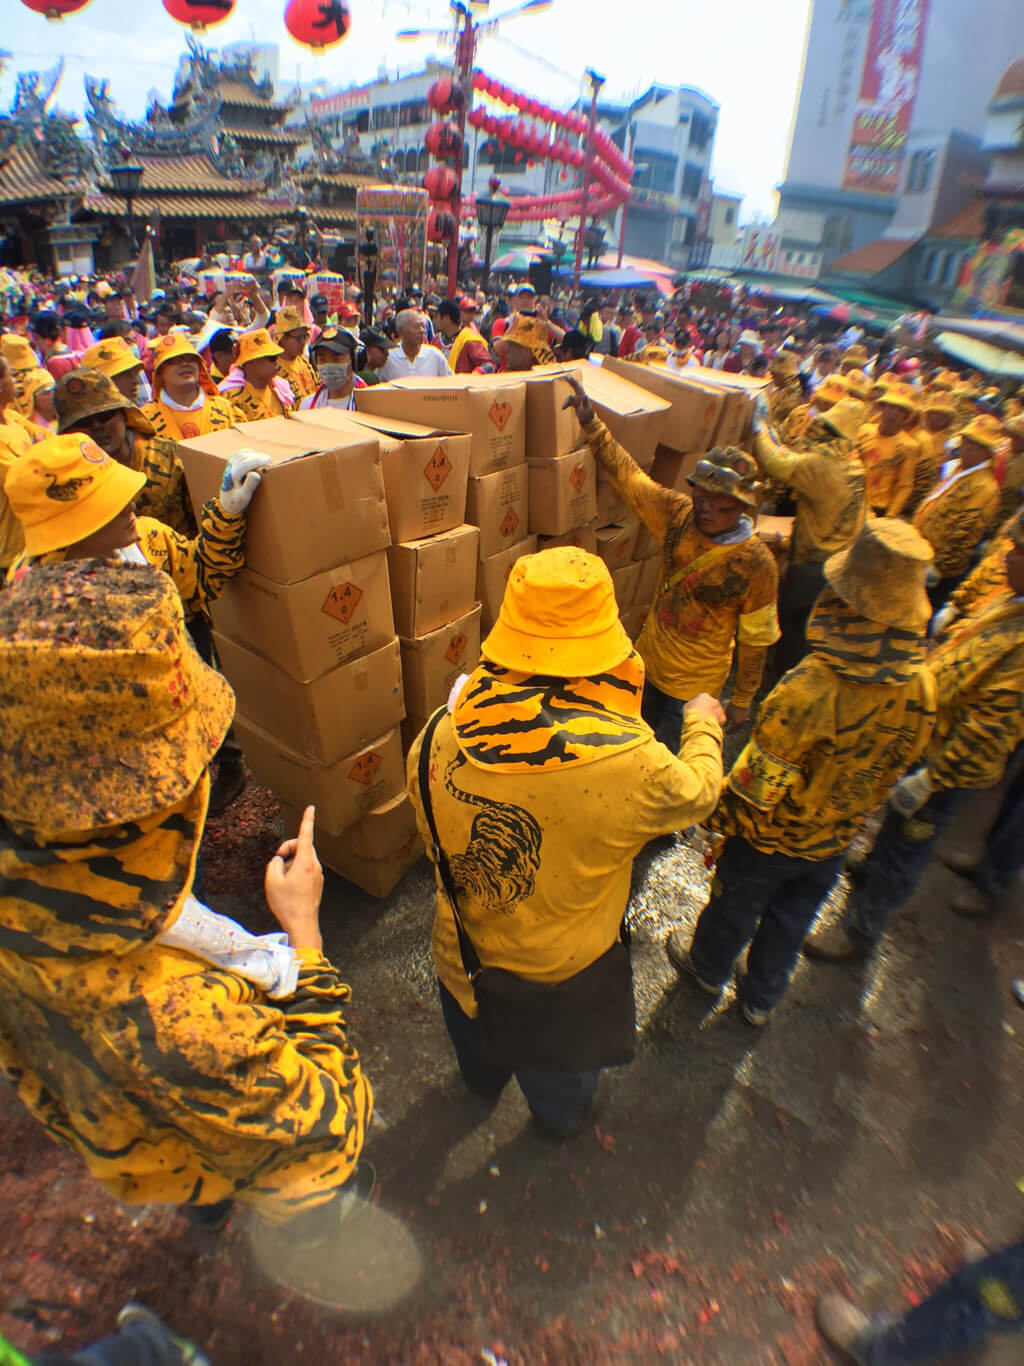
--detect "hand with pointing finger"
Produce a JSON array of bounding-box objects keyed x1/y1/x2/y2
[
  {"x1": 561, "y1": 374, "x2": 596, "y2": 428},
  {"x1": 265, "y1": 804, "x2": 324, "y2": 952}
]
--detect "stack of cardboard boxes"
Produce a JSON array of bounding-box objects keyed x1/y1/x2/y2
[{"x1": 175, "y1": 416, "x2": 421, "y2": 896}]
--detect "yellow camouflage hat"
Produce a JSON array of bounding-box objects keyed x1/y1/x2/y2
[
  {"x1": 824, "y1": 516, "x2": 933, "y2": 632},
  {"x1": 273, "y1": 305, "x2": 309, "y2": 337},
  {"x1": 1, "y1": 334, "x2": 39, "y2": 374},
  {"x1": 495, "y1": 314, "x2": 555, "y2": 365},
  {"x1": 769, "y1": 350, "x2": 800, "y2": 380},
  {"x1": 924, "y1": 392, "x2": 957, "y2": 419},
  {"x1": 820, "y1": 395, "x2": 867, "y2": 444},
  {"x1": 959, "y1": 414, "x2": 1004, "y2": 450},
  {"x1": 238, "y1": 328, "x2": 283, "y2": 366},
  {"x1": 686, "y1": 446, "x2": 760, "y2": 508},
  {"x1": 55, "y1": 367, "x2": 149, "y2": 435},
  {"x1": 877, "y1": 380, "x2": 918, "y2": 413},
  {"x1": 81, "y1": 336, "x2": 142, "y2": 380},
  {"x1": 6, "y1": 432, "x2": 146, "y2": 556},
  {"x1": 0, "y1": 560, "x2": 234, "y2": 833},
  {"x1": 814, "y1": 374, "x2": 849, "y2": 406},
  {"x1": 843, "y1": 368, "x2": 872, "y2": 401}
]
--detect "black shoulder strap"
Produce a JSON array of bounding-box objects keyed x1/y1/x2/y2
[{"x1": 417, "y1": 708, "x2": 482, "y2": 982}]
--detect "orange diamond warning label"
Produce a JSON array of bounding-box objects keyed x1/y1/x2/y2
[
  {"x1": 569, "y1": 462, "x2": 588, "y2": 493},
  {"x1": 322, "y1": 582, "x2": 362, "y2": 625},
  {"x1": 445, "y1": 632, "x2": 468, "y2": 665},
  {"x1": 499, "y1": 506, "x2": 520, "y2": 538},
  {"x1": 424, "y1": 445, "x2": 452, "y2": 491},
  {"x1": 348, "y1": 751, "x2": 383, "y2": 786},
  {"x1": 489, "y1": 399, "x2": 512, "y2": 432}
]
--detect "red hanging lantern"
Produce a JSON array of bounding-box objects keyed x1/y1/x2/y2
[
  {"x1": 427, "y1": 77, "x2": 465, "y2": 116},
  {"x1": 424, "y1": 122, "x2": 463, "y2": 160},
  {"x1": 19, "y1": 0, "x2": 92, "y2": 15},
  {"x1": 423, "y1": 165, "x2": 458, "y2": 200},
  {"x1": 162, "y1": 0, "x2": 235, "y2": 27},
  {"x1": 427, "y1": 209, "x2": 456, "y2": 243},
  {"x1": 284, "y1": 0, "x2": 351, "y2": 51}
]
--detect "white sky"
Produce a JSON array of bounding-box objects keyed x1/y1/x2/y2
[{"x1": 4, "y1": 0, "x2": 813, "y2": 222}]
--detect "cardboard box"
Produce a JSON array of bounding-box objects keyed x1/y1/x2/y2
[
  {"x1": 621, "y1": 603, "x2": 651, "y2": 640},
  {"x1": 176, "y1": 417, "x2": 389, "y2": 585},
  {"x1": 649, "y1": 445, "x2": 707, "y2": 494},
  {"x1": 611, "y1": 560, "x2": 642, "y2": 609},
  {"x1": 602, "y1": 356, "x2": 724, "y2": 453},
  {"x1": 527, "y1": 448, "x2": 598, "y2": 536},
  {"x1": 569, "y1": 361, "x2": 670, "y2": 468},
  {"x1": 234, "y1": 720, "x2": 405, "y2": 837},
  {"x1": 596, "y1": 469, "x2": 629, "y2": 526},
  {"x1": 756, "y1": 513, "x2": 795, "y2": 548},
  {"x1": 633, "y1": 523, "x2": 661, "y2": 560},
  {"x1": 209, "y1": 550, "x2": 393, "y2": 685},
  {"x1": 338, "y1": 789, "x2": 419, "y2": 860},
  {"x1": 280, "y1": 795, "x2": 424, "y2": 898},
  {"x1": 635, "y1": 555, "x2": 663, "y2": 604},
  {"x1": 685, "y1": 366, "x2": 769, "y2": 448},
  {"x1": 291, "y1": 408, "x2": 470, "y2": 543},
  {"x1": 400, "y1": 605, "x2": 482, "y2": 718},
  {"x1": 465, "y1": 463, "x2": 529, "y2": 560},
  {"x1": 216, "y1": 633, "x2": 404, "y2": 765},
  {"x1": 595, "y1": 518, "x2": 641, "y2": 571},
  {"x1": 355, "y1": 376, "x2": 526, "y2": 474},
  {"x1": 536, "y1": 523, "x2": 598, "y2": 554},
  {"x1": 476, "y1": 535, "x2": 538, "y2": 631},
  {"x1": 388, "y1": 523, "x2": 479, "y2": 638}
]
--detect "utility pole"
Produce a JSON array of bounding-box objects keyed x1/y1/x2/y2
[
  {"x1": 617, "y1": 123, "x2": 635, "y2": 268},
  {"x1": 447, "y1": 2, "x2": 475, "y2": 299},
  {"x1": 572, "y1": 67, "x2": 604, "y2": 291}
]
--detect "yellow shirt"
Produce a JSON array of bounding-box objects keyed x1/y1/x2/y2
[
  {"x1": 276, "y1": 354, "x2": 319, "y2": 401},
  {"x1": 408, "y1": 709, "x2": 724, "y2": 1017},
  {"x1": 585, "y1": 417, "x2": 780, "y2": 706},
  {"x1": 139, "y1": 393, "x2": 239, "y2": 442},
  {"x1": 0, "y1": 409, "x2": 49, "y2": 568},
  {"x1": 223, "y1": 382, "x2": 292, "y2": 423},
  {"x1": 856, "y1": 423, "x2": 918, "y2": 517},
  {"x1": 126, "y1": 430, "x2": 197, "y2": 539},
  {"x1": 951, "y1": 521, "x2": 1013, "y2": 616},
  {"x1": 903, "y1": 427, "x2": 941, "y2": 517},
  {"x1": 913, "y1": 462, "x2": 999, "y2": 580},
  {"x1": 753, "y1": 427, "x2": 866, "y2": 565},
  {"x1": 712, "y1": 597, "x2": 936, "y2": 859},
  {"x1": 925, "y1": 591, "x2": 1024, "y2": 791}
]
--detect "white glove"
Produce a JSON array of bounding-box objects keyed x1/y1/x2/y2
[
  {"x1": 889, "y1": 768, "x2": 934, "y2": 817},
  {"x1": 930, "y1": 604, "x2": 958, "y2": 638},
  {"x1": 220, "y1": 449, "x2": 271, "y2": 516}
]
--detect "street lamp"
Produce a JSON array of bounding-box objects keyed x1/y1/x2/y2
[
  {"x1": 475, "y1": 174, "x2": 509, "y2": 291},
  {"x1": 109, "y1": 160, "x2": 143, "y2": 258}
]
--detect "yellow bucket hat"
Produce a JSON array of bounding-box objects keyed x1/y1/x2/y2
[
  {"x1": 1, "y1": 334, "x2": 39, "y2": 374},
  {"x1": 273, "y1": 306, "x2": 309, "y2": 337},
  {"x1": 0, "y1": 560, "x2": 234, "y2": 833},
  {"x1": 6, "y1": 432, "x2": 146, "y2": 557},
  {"x1": 824, "y1": 517, "x2": 933, "y2": 632},
  {"x1": 769, "y1": 351, "x2": 800, "y2": 380},
  {"x1": 483, "y1": 546, "x2": 632, "y2": 677},
  {"x1": 148, "y1": 332, "x2": 201, "y2": 372},
  {"x1": 876, "y1": 381, "x2": 918, "y2": 413},
  {"x1": 820, "y1": 395, "x2": 867, "y2": 444},
  {"x1": 959, "y1": 414, "x2": 1004, "y2": 451},
  {"x1": 924, "y1": 393, "x2": 957, "y2": 419},
  {"x1": 842, "y1": 368, "x2": 872, "y2": 401},
  {"x1": 814, "y1": 374, "x2": 849, "y2": 406},
  {"x1": 495, "y1": 315, "x2": 555, "y2": 366},
  {"x1": 81, "y1": 336, "x2": 142, "y2": 380},
  {"x1": 238, "y1": 328, "x2": 283, "y2": 366}
]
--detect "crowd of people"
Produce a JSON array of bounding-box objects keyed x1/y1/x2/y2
[{"x1": 0, "y1": 254, "x2": 1022, "y2": 1364}]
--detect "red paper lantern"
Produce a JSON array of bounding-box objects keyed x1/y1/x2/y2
[
  {"x1": 427, "y1": 209, "x2": 456, "y2": 243},
  {"x1": 424, "y1": 122, "x2": 463, "y2": 161},
  {"x1": 163, "y1": 0, "x2": 235, "y2": 26},
  {"x1": 19, "y1": 0, "x2": 92, "y2": 15},
  {"x1": 423, "y1": 165, "x2": 458, "y2": 200},
  {"x1": 428, "y1": 77, "x2": 465, "y2": 116},
  {"x1": 284, "y1": 0, "x2": 351, "y2": 51}
]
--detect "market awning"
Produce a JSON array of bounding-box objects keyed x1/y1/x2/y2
[
  {"x1": 934, "y1": 331, "x2": 1024, "y2": 379},
  {"x1": 553, "y1": 265, "x2": 665, "y2": 293}
]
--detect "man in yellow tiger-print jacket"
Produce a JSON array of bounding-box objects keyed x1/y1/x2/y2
[
  {"x1": 139, "y1": 333, "x2": 239, "y2": 442},
  {"x1": 563, "y1": 376, "x2": 780, "y2": 745},
  {"x1": 0, "y1": 561, "x2": 372, "y2": 1221},
  {"x1": 806, "y1": 509, "x2": 1024, "y2": 963},
  {"x1": 408, "y1": 547, "x2": 725, "y2": 1138},
  {"x1": 668, "y1": 519, "x2": 937, "y2": 1024},
  {"x1": 913, "y1": 413, "x2": 1001, "y2": 603}
]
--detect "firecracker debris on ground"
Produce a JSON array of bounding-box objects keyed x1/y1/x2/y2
[{"x1": 1, "y1": 776, "x2": 1021, "y2": 1364}]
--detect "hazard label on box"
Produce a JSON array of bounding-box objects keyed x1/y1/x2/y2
[
  {"x1": 322, "y1": 582, "x2": 363, "y2": 625},
  {"x1": 348, "y1": 750, "x2": 383, "y2": 786},
  {"x1": 424, "y1": 445, "x2": 453, "y2": 491},
  {"x1": 445, "y1": 632, "x2": 468, "y2": 665}
]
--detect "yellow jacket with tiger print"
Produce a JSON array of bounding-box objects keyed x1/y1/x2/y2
[
  {"x1": 222, "y1": 381, "x2": 293, "y2": 422},
  {"x1": 923, "y1": 589, "x2": 1024, "y2": 792},
  {"x1": 407, "y1": 655, "x2": 724, "y2": 1018},
  {"x1": 950, "y1": 518, "x2": 1014, "y2": 616},
  {"x1": 275, "y1": 353, "x2": 319, "y2": 402},
  {"x1": 752, "y1": 423, "x2": 866, "y2": 565},
  {"x1": 8, "y1": 497, "x2": 245, "y2": 619},
  {"x1": 582, "y1": 416, "x2": 780, "y2": 708},
  {"x1": 711, "y1": 593, "x2": 937, "y2": 859},
  {"x1": 913, "y1": 461, "x2": 1000, "y2": 580},
  {"x1": 139, "y1": 393, "x2": 239, "y2": 443},
  {"x1": 856, "y1": 423, "x2": 918, "y2": 517},
  {"x1": 0, "y1": 408, "x2": 49, "y2": 568},
  {"x1": 125, "y1": 427, "x2": 198, "y2": 539}
]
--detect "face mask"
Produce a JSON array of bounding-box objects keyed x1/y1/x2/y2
[{"x1": 319, "y1": 361, "x2": 351, "y2": 388}]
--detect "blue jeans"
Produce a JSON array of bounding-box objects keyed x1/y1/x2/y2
[
  {"x1": 438, "y1": 981, "x2": 600, "y2": 1139},
  {"x1": 642, "y1": 679, "x2": 686, "y2": 752},
  {"x1": 690, "y1": 836, "x2": 844, "y2": 1011},
  {"x1": 974, "y1": 746, "x2": 1024, "y2": 898},
  {"x1": 845, "y1": 788, "x2": 968, "y2": 946},
  {"x1": 853, "y1": 1241, "x2": 1024, "y2": 1364}
]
